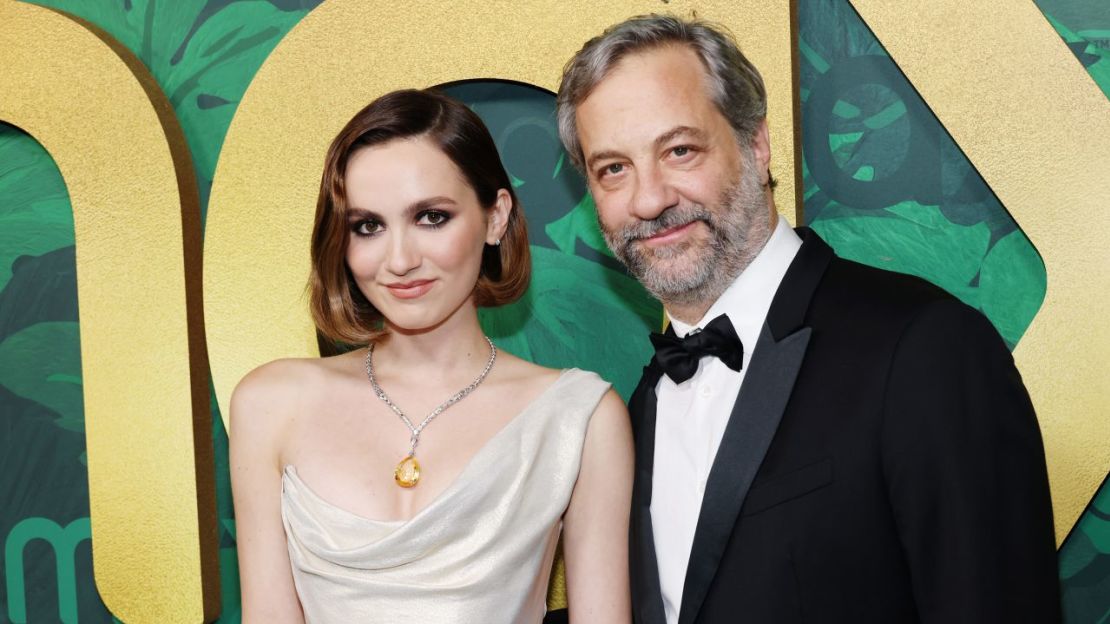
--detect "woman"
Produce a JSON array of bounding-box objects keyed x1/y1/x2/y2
[{"x1": 230, "y1": 89, "x2": 633, "y2": 623}]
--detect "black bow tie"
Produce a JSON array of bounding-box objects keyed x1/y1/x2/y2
[{"x1": 649, "y1": 314, "x2": 744, "y2": 384}]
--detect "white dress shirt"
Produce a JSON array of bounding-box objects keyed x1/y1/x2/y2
[{"x1": 650, "y1": 216, "x2": 802, "y2": 624}]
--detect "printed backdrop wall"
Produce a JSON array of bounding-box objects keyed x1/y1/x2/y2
[{"x1": 1, "y1": 0, "x2": 1108, "y2": 622}]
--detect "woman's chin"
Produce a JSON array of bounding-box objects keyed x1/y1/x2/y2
[
  {"x1": 382, "y1": 311, "x2": 453, "y2": 336},
  {"x1": 375, "y1": 292, "x2": 476, "y2": 336}
]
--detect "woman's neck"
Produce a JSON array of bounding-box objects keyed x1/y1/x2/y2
[{"x1": 372, "y1": 303, "x2": 492, "y2": 381}]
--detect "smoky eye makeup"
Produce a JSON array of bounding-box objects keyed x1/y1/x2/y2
[
  {"x1": 349, "y1": 218, "x2": 383, "y2": 237},
  {"x1": 416, "y1": 209, "x2": 452, "y2": 229},
  {"x1": 347, "y1": 209, "x2": 384, "y2": 237}
]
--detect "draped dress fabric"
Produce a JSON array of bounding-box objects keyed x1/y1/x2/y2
[{"x1": 281, "y1": 368, "x2": 610, "y2": 623}]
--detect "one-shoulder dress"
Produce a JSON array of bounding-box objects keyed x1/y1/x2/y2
[{"x1": 281, "y1": 368, "x2": 610, "y2": 623}]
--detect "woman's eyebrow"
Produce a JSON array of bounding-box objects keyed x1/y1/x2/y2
[
  {"x1": 347, "y1": 197, "x2": 458, "y2": 221},
  {"x1": 404, "y1": 196, "x2": 458, "y2": 217},
  {"x1": 346, "y1": 207, "x2": 381, "y2": 220}
]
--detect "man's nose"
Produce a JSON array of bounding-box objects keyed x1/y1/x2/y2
[
  {"x1": 384, "y1": 229, "x2": 420, "y2": 275},
  {"x1": 629, "y1": 165, "x2": 678, "y2": 221}
]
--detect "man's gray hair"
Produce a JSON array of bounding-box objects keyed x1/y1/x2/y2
[{"x1": 556, "y1": 14, "x2": 768, "y2": 173}]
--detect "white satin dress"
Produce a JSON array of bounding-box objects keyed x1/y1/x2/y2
[{"x1": 280, "y1": 369, "x2": 610, "y2": 623}]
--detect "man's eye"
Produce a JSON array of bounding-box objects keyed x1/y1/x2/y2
[
  {"x1": 600, "y1": 163, "x2": 624, "y2": 178},
  {"x1": 672, "y1": 146, "x2": 691, "y2": 157}
]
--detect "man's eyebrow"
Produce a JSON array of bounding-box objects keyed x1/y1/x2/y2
[
  {"x1": 584, "y1": 126, "x2": 709, "y2": 171},
  {"x1": 654, "y1": 125, "x2": 708, "y2": 149},
  {"x1": 585, "y1": 149, "x2": 627, "y2": 171}
]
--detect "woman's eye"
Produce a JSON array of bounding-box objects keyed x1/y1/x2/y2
[
  {"x1": 418, "y1": 210, "x2": 450, "y2": 227},
  {"x1": 352, "y1": 220, "x2": 383, "y2": 236}
]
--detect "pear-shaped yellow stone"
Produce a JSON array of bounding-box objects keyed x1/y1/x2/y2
[{"x1": 395, "y1": 455, "x2": 421, "y2": 488}]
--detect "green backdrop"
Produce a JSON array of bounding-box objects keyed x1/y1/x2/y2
[{"x1": 1, "y1": 0, "x2": 1107, "y2": 622}]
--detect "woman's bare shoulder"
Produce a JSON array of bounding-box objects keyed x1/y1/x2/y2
[
  {"x1": 492, "y1": 349, "x2": 565, "y2": 387},
  {"x1": 234, "y1": 357, "x2": 322, "y2": 400},
  {"x1": 591, "y1": 387, "x2": 630, "y2": 431},
  {"x1": 229, "y1": 356, "x2": 342, "y2": 438}
]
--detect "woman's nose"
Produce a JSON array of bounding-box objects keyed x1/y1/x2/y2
[{"x1": 384, "y1": 230, "x2": 421, "y2": 275}]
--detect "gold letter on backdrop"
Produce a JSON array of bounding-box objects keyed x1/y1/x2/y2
[
  {"x1": 205, "y1": 0, "x2": 798, "y2": 430},
  {"x1": 9, "y1": 0, "x2": 1102, "y2": 618},
  {"x1": 204, "y1": 0, "x2": 798, "y2": 609},
  {"x1": 850, "y1": 0, "x2": 1110, "y2": 544},
  {"x1": 0, "y1": 3, "x2": 219, "y2": 622}
]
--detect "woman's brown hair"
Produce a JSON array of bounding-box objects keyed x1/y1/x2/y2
[{"x1": 309, "y1": 89, "x2": 530, "y2": 345}]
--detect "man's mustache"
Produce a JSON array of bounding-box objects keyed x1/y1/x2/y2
[{"x1": 610, "y1": 205, "x2": 714, "y2": 247}]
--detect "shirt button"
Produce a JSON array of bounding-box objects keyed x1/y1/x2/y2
[{"x1": 699, "y1": 385, "x2": 713, "y2": 398}]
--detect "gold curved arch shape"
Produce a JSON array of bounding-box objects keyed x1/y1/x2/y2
[
  {"x1": 205, "y1": 0, "x2": 798, "y2": 430},
  {"x1": 852, "y1": 0, "x2": 1110, "y2": 545},
  {"x1": 0, "y1": 4, "x2": 218, "y2": 621}
]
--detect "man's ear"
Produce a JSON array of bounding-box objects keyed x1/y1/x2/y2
[
  {"x1": 486, "y1": 189, "x2": 512, "y2": 244},
  {"x1": 751, "y1": 118, "x2": 772, "y2": 186}
]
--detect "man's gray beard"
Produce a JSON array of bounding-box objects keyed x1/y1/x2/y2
[{"x1": 601, "y1": 163, "x2": 771, "y2": 311}]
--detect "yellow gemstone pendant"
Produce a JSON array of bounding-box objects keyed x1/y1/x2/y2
[{"x1": 394, "y1": 454, "x2": 421, "y2": 488}]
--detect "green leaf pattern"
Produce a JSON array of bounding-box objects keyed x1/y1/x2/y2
[{"x1": 1, "y1": 0, "x2": 1108, "y2": 621}]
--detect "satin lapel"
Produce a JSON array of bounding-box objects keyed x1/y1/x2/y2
[
  {"x1": 625, "y1": 228, "x2": 833, "y2": 624},
  {"x1": 675, "y1": 325, "x2": 812, "y2": 624},
  {"x1": 628, "y1": 364, "x2": 667, "y2": 624},
  {"x1": 674, "y1": 227, "x2": 833, "y2": 624}
]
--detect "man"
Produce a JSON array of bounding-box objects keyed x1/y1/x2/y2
[{"x1": 556, "y1": 14, "x2": 1060, "y2": 624}]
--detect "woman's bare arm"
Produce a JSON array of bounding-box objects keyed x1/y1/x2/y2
[
  {"x1": 230, "y1": 363, "x2": 305, "y2": 624},
  {"x1": 562, "y1": 388, "x2": 634, "y2": 623}
]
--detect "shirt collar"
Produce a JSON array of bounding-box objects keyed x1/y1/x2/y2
[{"x1": 667, "y1": 216, "x2": 802, "y2": 353}]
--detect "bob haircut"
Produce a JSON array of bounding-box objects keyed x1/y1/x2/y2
[{"x1": 309, "y1": 89, "x2": 530, "y2": 346}]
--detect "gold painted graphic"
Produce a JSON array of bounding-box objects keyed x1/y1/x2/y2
[
  {"x1": 203, "y1": 0, "x2": 800, "y2": 431},
  {"x1": 0, "y1": 3, "x2": 219, "y2": 622},
  {"x1": 852, "y1": 0, "x2": 1110, "y2": 545},
  {"x1": 205, "y1": 1, "x2": 797, "y2": 612},
  {"x1": 3, "y1": 0, "x2": 1104, "y2": 618}
]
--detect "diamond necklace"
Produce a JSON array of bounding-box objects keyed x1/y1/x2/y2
[{"x1": 364, "y1": 336, "x2": 497, "y2": 488}]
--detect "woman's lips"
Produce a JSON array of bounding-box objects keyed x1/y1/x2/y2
[{"x1": 385, "y1": 279, "x2": 436, "y2": 299}]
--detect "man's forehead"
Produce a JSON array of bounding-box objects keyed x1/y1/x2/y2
[
  {"x1": 599, "y1": 44, "x2": 707, "y2": 93},
  {"x1": 576, "y1": 47, "x2": 720, "y2": 158},
  {"x1": 581, "y1": 47, "x2": 715, "y2": 115}
]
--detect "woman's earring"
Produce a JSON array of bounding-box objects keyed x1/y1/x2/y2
[{"x1": 494, "y1": 239, "x2": 501, "y2": 246}]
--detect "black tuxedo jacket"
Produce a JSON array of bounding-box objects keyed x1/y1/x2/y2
[{"x1": 629, "y1": 228, "x2": 1060, "y2": 624}]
